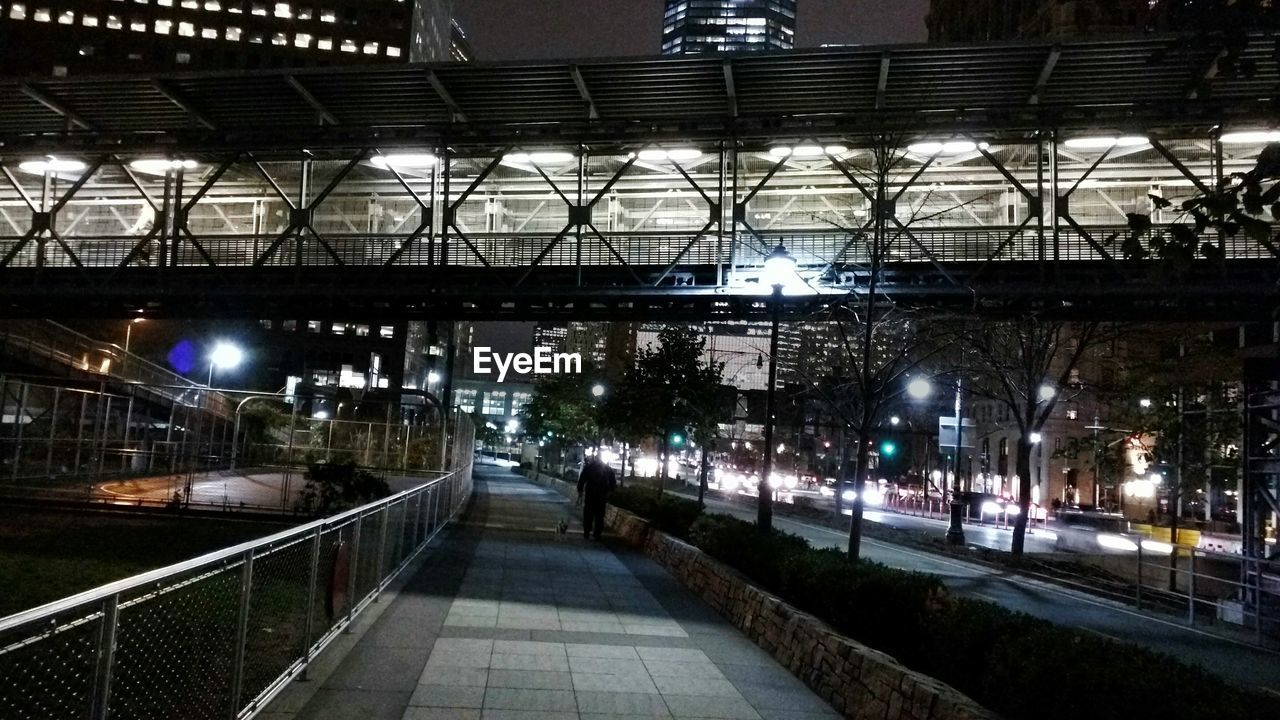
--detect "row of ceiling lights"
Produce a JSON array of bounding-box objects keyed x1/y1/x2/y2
[{"x1": 13, "y1": 130, "x2": 1278, "y2": 175}]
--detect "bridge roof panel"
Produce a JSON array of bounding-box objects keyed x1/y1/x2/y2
[
  {"x1": 433, "y1": 65, "x2": 585, "y2": 122},
  {"x1": 291, "y1": 67, "x2": 450, "y2": 127},
  {"x1": 0, "y1": 84, "x2": 68, "y2": 135},
  {"x1": 0, "y1": 34, "x2": 1275, "y2": 143}
]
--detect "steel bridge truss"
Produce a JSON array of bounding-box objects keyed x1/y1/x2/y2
[{"x1": 0, "y1": 129, "x2": 1277, "y2": 318}]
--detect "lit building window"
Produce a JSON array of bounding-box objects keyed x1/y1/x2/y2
[
  {"x1": 204, "y1": 1, "x2": 221, "y2": 10},
  {"x1": 201, "y1": 27, "x2": 217, "y2": 39},
  {"x1": 225, "y1": 26, "x2": 241, "y2": 40},
  {"x1": 355, "y1": 324, "x2": 370, "y2": 337},
  {"x1": 294, "y1": 32, "x2": 312, "y2": 48},
  {"x1": 340, "y1": 39, "x2": 357, "y2": 53},
  {"x1": 33, "y1": 8, "x2": 51, "y2": 22},
  {"x1": 482, "y1": 391, "x2": 508, "y2": 416},
  {"x1": 154, "y1": 19, "x2": 171, "y2": 33},
  {"x1": 320, "y1": 10, "x2": 335, "y2": 22},
  {"x1": 362, "y1": 41, "x2": 378, "y2": 55},
  {"x1": 106, "y1": 15, "x2": 123, "y2": 29},
  {"x1": 379, "y1": 325, "x2": 395, "y2": 339},
  {"x1": 251, "y1": 3, "x2": 266, "y2": 16},
  {"x1": 331, "y1": 322, "x2": 347, "y2": 335},
  {"x1": 386, "y1": 46, "x2": 401, "y2": 58},
  {"x1": 271, "y1": 32, "x2": 287, "y2": 46},
  {"x1": 8, "y1": 4, "x2": 27, "y2": 21},
  {"x1": 307, "y1": 320, "x2": 321, "y2": 333},
  {"x1": 317, "y1": 37, "x2": 332, "y2": 50},
  {"x1": 178, "y1": 21, "x2": 194, "y2": 36},
  {"x1": 274, "y1": 2, "x2": 291, "y2": 19},
  {"x1": 57, "y1": 10, "x2": 73, "y2": 24},
  {"x1": 82, "y1": 14, "x2": 99, "y2": 27},
  {"x1": 132, "y1": 20, "x2": 149, "y2": 32}
]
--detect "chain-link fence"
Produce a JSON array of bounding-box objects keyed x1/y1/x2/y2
[{"x1": 0, "y1": 412, "x2": 474, "y2": 720}]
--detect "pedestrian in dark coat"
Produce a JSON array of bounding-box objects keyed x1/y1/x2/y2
[{"x1": 577, "y1": 456, "x2": 616, "y2": 540}]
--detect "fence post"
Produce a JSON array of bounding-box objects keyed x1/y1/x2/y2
[
  {"x1": 90, "y1": 593, "x2": 120, "y2": 720},
  {"x1": 300, "y1": 527, "x2": 322, "y2": 681},
  {"x1": 228, "y1": 549, "x2": 255, "y2": 720},
  {"x1": 345, "y1": 514, "x2": 362, "y2": 631},
  {"x1": 1135, "y1": 541, "x2": 1144, "y2": 610},
  {"x1": 413, "y1": 488, "x2": 424, "y2": 549},
  {"x1": 1187, "y1": 549, "x2": 1196, "y2": 625},
  {"x1": 1255, "y1": 557, "x2": 1264, "y2": 645},
  {"x1": 374, "y1": 503, "x2": 390, "y2": 598}
]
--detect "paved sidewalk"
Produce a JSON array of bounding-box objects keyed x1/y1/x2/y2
[{"x1": 274, "y1": 464, "x2": 841, "y2": 720}]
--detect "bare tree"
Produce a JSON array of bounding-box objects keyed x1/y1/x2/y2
[
  {"x1": 964, "y1": 318, "x2": 1102, "y2": 559},
  {"x1": 790, "y1": 134, "x2": 984, "y2": 558}
]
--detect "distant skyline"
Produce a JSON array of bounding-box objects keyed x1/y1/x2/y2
[{"x1": 453, "y1": 0, "x2": 929, "y2": 62}]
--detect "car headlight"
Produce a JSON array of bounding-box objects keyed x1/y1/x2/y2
[
  {"x1": 981, "y1": 501, "x2": 1001, "y2": 516},
  {"x1": 841, "y1": 489, "x2": 857, "y2": 502}
]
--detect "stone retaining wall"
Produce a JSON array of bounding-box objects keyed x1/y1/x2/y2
[
  {"x1": 603, "y1": 505, "x2": 1000, "y2": 720},
  {"x1": 523, "y1": 469, "x2": 998, "y2": 720}
]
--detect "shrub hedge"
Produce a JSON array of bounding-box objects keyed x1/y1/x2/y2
[{"x1": 612, "y1": 493, "x2": 1264, "y2": 720}]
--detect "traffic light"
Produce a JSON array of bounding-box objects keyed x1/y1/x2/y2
[
  {"x1": 671, "y1": 432, "x2": 685, "y2": 446},
  {"x1": 879, "y1": 440, "x2": 897, "y2": 457}
]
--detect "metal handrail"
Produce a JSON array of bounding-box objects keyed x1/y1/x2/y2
[
  {"x1": 0, "y1": 412, "x2": 474, "y2": 720},
  {"x1": 0, "y1": 468, "x2": 451, "y2": 632}
]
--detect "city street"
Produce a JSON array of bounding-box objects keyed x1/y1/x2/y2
[
  {"x1": 95, "y1": 468, "x2": 439, "y2": 511},
  {"x1": 688, "y1": 492, "x2": 1280, "y2": 696}
]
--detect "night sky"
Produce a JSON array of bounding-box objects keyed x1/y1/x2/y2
[{"x1": 453, "y1": 0, "x2": 929, "y2": 62}]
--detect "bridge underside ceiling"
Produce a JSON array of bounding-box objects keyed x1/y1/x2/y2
[{"x1": 0, "y1": 35, "x2": 1278, "y2": 321}]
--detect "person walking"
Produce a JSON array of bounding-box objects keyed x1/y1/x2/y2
[{"x1": 577, "y1": 455, "x2": 616, "y2": 540}]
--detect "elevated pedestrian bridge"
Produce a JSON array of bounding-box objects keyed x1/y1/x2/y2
[{"x1": 1, "y1": 35, "x2": 1278, "y2": 319}]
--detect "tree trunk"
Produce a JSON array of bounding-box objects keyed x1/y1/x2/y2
[
  {"x1": 1010, "y1": 435, "x2": 1033, "y2": 560},
  {"x1": 697, "y1": 445, "x2": 709, "y2": 508},
  {"x1": 835, "y1": 429, "x2": 848, "y2": 515},
  {"x1": 658, "y1": 433, "x2": 669, "y2": 497},
  {"x1": 847, "y1": 435, "x2": 870, "y2": 559},
  {"x1": 620, "y1": 443, "x2": 628, "y2": 486}
]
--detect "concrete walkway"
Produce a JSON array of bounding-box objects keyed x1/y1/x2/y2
[{"x1": 269, "y1": 463, "x2": 840, "y2": 720}]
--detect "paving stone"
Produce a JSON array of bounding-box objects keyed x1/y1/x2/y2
[
  {"x1": 489, "y1": 652, "x2": 571, "y2": 672},
  {"x1": 418, "y1": 666, "x2": 489, "y2": 687},
  {"x1": 565, "y1": 644, "x2": 641, "y2": 660},
  {"x1": 574, "y1": 691, "x2": 673, "y2": 716},
  {"x1": 482, "y1": 688, "x2": 578, "y2": 712},
  {"x1": 409, "y1": 685, "x2": 486, "y2": 709},
  {"x1": 403, "y1": 709, "x2": 483, "y2": 720},
  {"x1": 572, "y1": 672, "x2": 660, "y2": 695},
  {"x1": 486, "y1": 669, "x2": 574, "y2": 690},
  {"x1": 660, "y1": 694, "x2": 762, "y2": 720}
]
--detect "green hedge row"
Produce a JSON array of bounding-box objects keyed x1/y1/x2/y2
[{"x1": 609, "y1": 489, "x2": 1263, "y2": 720}]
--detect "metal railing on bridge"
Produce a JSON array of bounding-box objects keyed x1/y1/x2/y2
[
  {"x1": 0, "y1": 320, "x2": 235, "y2": 419},
  {"x1": 0, "y1": 412, "x2": 475, "y2": 720}
]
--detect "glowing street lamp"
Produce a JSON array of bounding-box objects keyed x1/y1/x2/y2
[
  {"x1": 208, "y1": 341, "x2": 244, "y2": 386},
  {"x1": 906, "y1": 378, "x2": 932, "y2": 400},
  {"x1": 591, "y1": 383, "x2": 606, "y2": 398}
]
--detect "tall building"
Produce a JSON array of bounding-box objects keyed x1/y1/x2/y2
[
  {"x1": 565, "y1": 322, "x2": 637, "y2": 381},
  {"x1": 0, "y1": 0, "x2": 460, "y2": 77},
  {"x1": 661, "y1": 0, "x2": 796, "y2": 55},
  {"x1": 532, "y1": 323, "x2": 569, "y2": 355},
  {"x1": 927, "y1": 0, "x2": 1276, "y2": 43}
]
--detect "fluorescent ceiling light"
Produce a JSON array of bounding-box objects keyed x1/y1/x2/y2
[
  {"x1": 1220, "y1": 130, "x2": 1280, "y2": 144},
  {"x1": 371, "y1": 153, "x2": 437, "y2": 169},
  {"x1": 792, "y1": 145, "x2": 824, "y2": 157},
  {"x1": 637, "y1": 148, "x2": 702, "y2": 162},
  {"x1": 907, "y1": 141, "x2": 976, "y2": 155},
  {"x1": 18, "y1": 157, "x2": 86, "y2": 174},
  {"x1": 768, "y1": 147, "x2": 792, "y2": 158},
  {"x1": 504, "y1": 151, "x2": 574, "y2": 164},
  {"x1": 1063, "y1": 135, "x2": 1149, "y2": 150},
  {"x1": 129, "y1": 159, "x2": 198, "y2": 175}
]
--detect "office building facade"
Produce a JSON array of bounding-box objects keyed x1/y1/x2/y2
[
  {"x1": 661, "y1": 0, "x2": 795, "y2": 55},
  {"x1": 0, "y1": 0, "x2": 458, "y2": 76}
]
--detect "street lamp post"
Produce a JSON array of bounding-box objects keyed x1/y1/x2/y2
[
  {"x1": 945, "y1": 379, "x2": 967, "y2": 546},
  {"x1": 758, "y1": 243, "x2": 795, "y2": 534}
]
